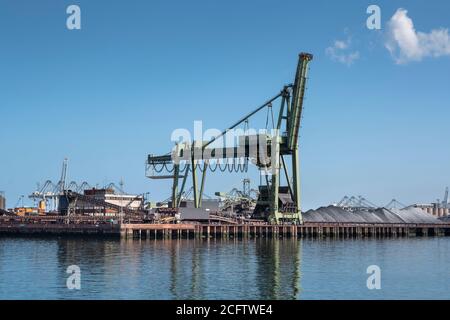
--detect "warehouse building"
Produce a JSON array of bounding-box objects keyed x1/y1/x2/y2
[{"x1": 59, "y1": 188, "x2": 144, "y2": 216}]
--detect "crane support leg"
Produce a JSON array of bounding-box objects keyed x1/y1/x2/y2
[
  {"x1": 198, "y1": 161, "x2": 208, "y2": 205},
  {"x1": 292, "y1": 147, "x2": 302, "y2": 224},
  {"x1": 270, "y1": 135, "x2": 281, "y2": 224},
  {"x1": 171, "y1": 164, "x2": 180, "y2": 208},
  {"x1": 281, "y1": 155, "x2": 294, "y2": 201},
  {"x1": 177, "y1": 164, "x2": 190, "y2": 207},
  {"x1": 192, "y1": 160, "x2": 199, "y2": 208}
]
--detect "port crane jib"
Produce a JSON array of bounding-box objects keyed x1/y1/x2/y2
[{"x1": 443, "y1": 187, "x2": 449, "y2": 209}]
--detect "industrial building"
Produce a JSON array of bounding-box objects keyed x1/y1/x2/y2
[
  {"x1": 13, "y1": 207, "x2": 41, "y2": 217},
  {"x1": 407, "y1": 187, "x2": 450, "y2": 218},
  {"x1": 168, "y1": 199, "x2": 220, "y2": 211},
  {"x1": 83, "y1": 188, "x2": 143, "y2": 210},
  {"x1": 409, "y1": 204, "x2": 450, "y2": 218},
  {"x1": 60, "y1": 188, "x2": 144, "y2": 216}
]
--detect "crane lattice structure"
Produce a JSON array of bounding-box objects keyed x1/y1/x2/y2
[
  {"x1": 215, "y1": 179, "x2": 259, "y2": 215},
  {"x1": 159, "y1": 186, "x2": 211, "y2": 206},
  {"x1": 146, "y1": 53, "x2": 313, "y2": 224},
  {"x1": 29, "y1": 159, "x2": 74, "y2": 212},
  {"x1": 28, "y1": 158, "x2": 128, "y2": 213},
  {"x1": 336, "y1": 195, "x2": 378, "y2": 210},
  {"x1": 385, "y1": 199, "x2": 407, "y2": 210}
]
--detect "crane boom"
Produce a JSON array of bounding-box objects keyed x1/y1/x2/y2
[
  {"x1": 443, "y1": 187, "x2": 449, "y2": 209},
  {"x1": 59, "y1": 158, "x2": 68, "y2": 193},
  {"x1": 288, "y1": 53, "x2": 313, "y2": 151}
]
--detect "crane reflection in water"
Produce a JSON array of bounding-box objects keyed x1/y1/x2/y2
[
  {"x1": 53, "y1": 237, "x2": 302, "y2": 300},
  {"x1": 164, "y1": 238, "x2": 302, "y2": 300}
]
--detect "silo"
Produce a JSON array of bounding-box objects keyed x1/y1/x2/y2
[
  {"x1": 38, "y1": 200, "x2": 46, "y2": 213},
  {"x1": 0, "y1": 191, "x2": 5, "y2": 210}
]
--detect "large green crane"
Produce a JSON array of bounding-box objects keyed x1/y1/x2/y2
[{"x1": 147, "y1": 53, "x2": 313, "y2": 224}]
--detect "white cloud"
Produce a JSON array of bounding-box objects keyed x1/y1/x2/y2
[
  {"x1": 385, "y1": 8, "x2": 450, "y2": 64},
  {"x1": 326, "y1": 38, "x2": 360, "y2": 66},
  {"x1": 334, "y1": 40, "x2": 348, "y2": 50}
]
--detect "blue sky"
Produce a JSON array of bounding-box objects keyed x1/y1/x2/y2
[{"x1": 1, "y1": 0, "x2": 449, "y2": 209}]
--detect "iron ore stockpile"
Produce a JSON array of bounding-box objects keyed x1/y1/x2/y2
[{"x1": 303, "y1": 206, "x2": 439, "y2": 224}]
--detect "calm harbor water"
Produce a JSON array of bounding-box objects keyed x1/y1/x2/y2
[{"x1": 0, "y1": 236, "x2": 449, "y2": 300}]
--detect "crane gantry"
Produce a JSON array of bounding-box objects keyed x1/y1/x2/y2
[{"x1": 147, "y1": 53, "x2": 313, "y2": 224}]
